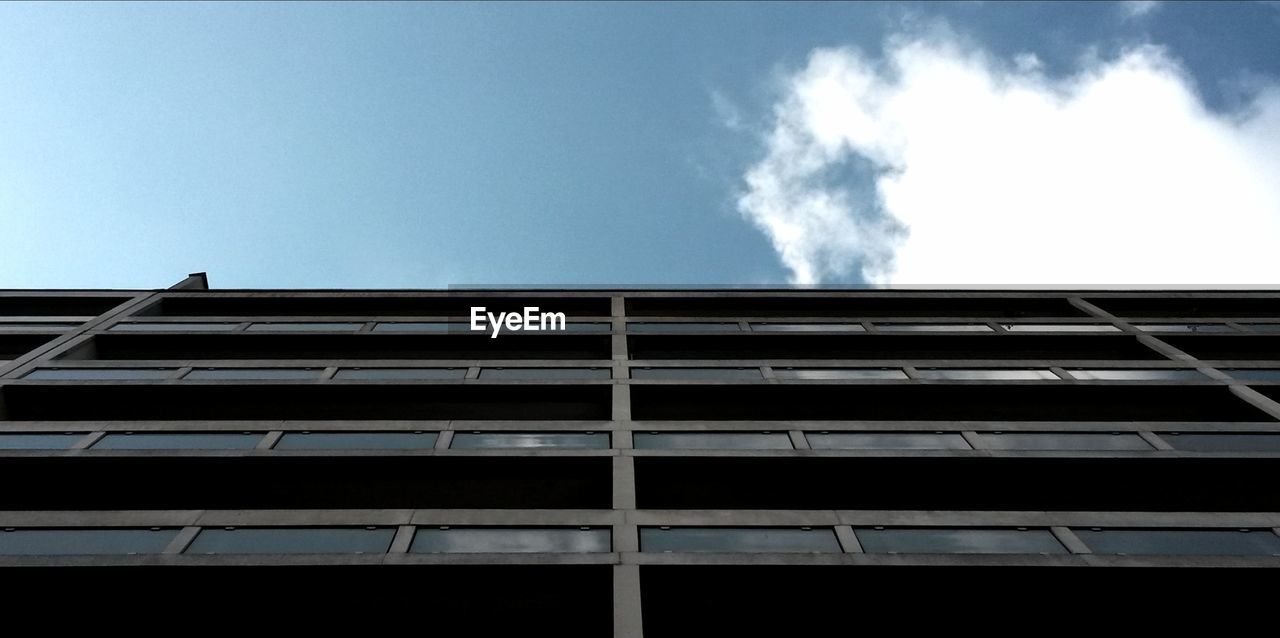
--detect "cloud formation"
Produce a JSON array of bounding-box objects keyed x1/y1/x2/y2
[{"x1": 736, "y1": 35, "x2": 1280, "y2": 285}]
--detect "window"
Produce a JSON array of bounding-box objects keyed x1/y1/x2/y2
[
  {"x1": 1161, "y1": 433, "x2": 1280, "y2": 452},
  {"x1": 749, "y1": 323, "x2": 864, "y2": 332},
  {"x1": 1001, "y1": 324, "x2": 1120, "y2": 332},
  {"x1": 633, "y1": 432, "x2": 792, "y2": 450},
  {"x1": 1241, "y1": 324, "x2": 1280, "y2": 333},
  {"x1": 641, "y1": 527, "x2": 841, "y2": 553},
  {"x1": 773, "y1": 368, "x2": 907, "y2": 380},
  {"x1": 856, "y1": 528, "x2": 1067, "y2": 554},
  {"x1": 371, "y1": 322, "x2": 474, "y2": 332},
  {"x1": 411, "y1": 527, "x2": 610, "y2": 553},
  {"x1": 333, "y1": 367, "x2": 467, "y2": 380},
  {"x1": 1069, "y1": 369, "x2": 1206, "y2": 381},
  {"x1": 974, "y1": 432, "x2": 1152, "y2": 451},
  {"x1": 23, "y1": 368, "x2": 174, "y2": 380},
  {"x1": 876, "y1": 324, "x2": 992, "y2": 332},
  {"x1": 0, "y1": 322, "x2": 80, "y2": 331},
  {"x1": 806, "y1": 432, "x2": 970, "y2": 450},
  {"x1": 92, "y1": 432, "x2": 263, "y2": 450},
  {"x1": 109, "y1": 322, "x2": 240, "y2": 332},
  {"x1": 185, "y1": 527, "x2": 395, "y2": 554},
  {"x1": 479, "y1": 367, "x2": 612, "y2": 380},
  {"x1": 1223, "y1": 369, "x2": 1280, "y2": 382},
  {"x1": 183, "y1": 368, "x2": 323, "y2": 380},
  {"x1": 1134, "y1": 324, "x2": 1235, "y2": 333},
  {"x1": 556, "y1": 323, "x2": 613, "y2": 333},
  {"x1": 627, "y1": 322, "x2": 741, "y2": 333},
  {"x1": 916, "y1": 369, "x2": 1058, "y2": 381},
  {"x1": 450, "y1": 432, "x2": 610, "y2": 449},
  {"x1": 0, "y1": 528, "x2": 178, "y2": 555},
  {"x1": 630, "y1": 367, "x2": 763, "y2": 380},
  {"x1": 245, "y1": 322, "x2": 364, "y2": 332},
  {"x1": 1075, "y1": 529, "x2": 1280, "y2": 556},
  {"x1": 0, "y1": 433, "x2": 85, "y2": 450},
  {"x1": 274, "y1": 431, "x2": 438, "y2": 450}
]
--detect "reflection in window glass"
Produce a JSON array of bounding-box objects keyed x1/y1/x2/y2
[
  {"x1": 877, "y1": 324, "x2": 992, "y2": 332},
  {"x1": 750, "y1": 323, "x2": 864, "y2": 332},
  {"x1": 917, "y1": 369, "x2": 1058, "y2": 380},
  {"x1": 245, "y1": 322, "x2": 364, "y2": 332},
  {"x1": 412, "y1": 527, "x2": 610, "y2": 553},
  {"x1": 109, "y1": 322, "x2": 240, "y2": 332},
  {"x1": 479, "y1": 367, "x2": 612, "y2": 380},
  {"x1": 627, "y1": 322, "x2": 741, "y2": 333},
  {"x1": 275, "y1": 432, "x2": 438, "y2": 450},
  {"x1": 807, "y1": 432, "x2": 970, "y2": 450},
  {"x1": 1161, "y1": 433, "x2": 1280, "y2": 452},
  {"x1": 634, "y1": 432, "x2": 792, "y2": 450},
  {"x1": 630, "y1": 367, "x2": 762, "y2": 380},
  {"x1": 1001, "y1": 324, "x2": 1121, "y2": 332},
  {"x1": 0, "y1": 433, "x2": 85, "y2": 450},
  {"x1": 184, "y1": 368, "x2": 322, "y2": 380},
  {"x1": 93, "y1": 433, "x2": 262, "y2": 450},
  {"x1": 1075, "y1": 529, "x2": 1280, "y2": 556},
  {"x1": 333, "y1": 367, "x2": 467, "y2": 380},
  {"x1": 372, "y1": 322, "x2": 477, "y2": 332},
  {"x1": 0, "y1": 528, "x2": 178, "y2": 555},
  {"x1": 1241, "y1": 324, "x2": 1280, "y2": 333},
  {"x1": 24, "y1": 368, "x2": 174, "y2": 380},
  {"x1": 857, "y1": 528, "x2": 1067, "y2": 554},
  {"x1": 1069, "y1": 369, "x2": 1205, "y2": 381},
  {"x1": 641, "y1": 527, "x2": 841, "y2": 553},
  {"x1": 185, "y1": 527, "x2": 395, "y2": 554},
  {"x1": 1134, "y1": 324, "x2": 1235, "y2": 333},
  {"x1": 773, "y1": 368, "x2": 907, "y2": 380},
  {"x1": 450, "y1": 432, "x2": 609, "y2": 449},
  {"x1": 1223, "y1": 369, "x2": 1280, "y2": 382},
  {"x1": 975, "y1": 432, "x2": 1152, "y2": 451}
]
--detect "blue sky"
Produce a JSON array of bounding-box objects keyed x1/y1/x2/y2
[{"x1": 2, "y1": 2, "x2": 1279, "y2": 288}]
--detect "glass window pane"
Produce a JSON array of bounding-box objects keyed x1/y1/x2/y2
[
  {"x1": 450, "y1": 432, "x2": 610, "y2": 449},
  {"x1": 1075, "y1": 529, "x2": 1280, "y2": 556},
  {"x1": 0, "y1": 528, "x2": 178, "y2": 555},
  {"x1": 246, "y1": 322, "x2": 363, "y2": 332},
  {"x1": 975, "y1": 432, "x2": 1152, "y2": 451},
  {"x1": 558, "y1": 323, "x2": 613, "y2": 333},
  {"x1": 0, "y1": 433, "x2": 85, "y2": 450},
  {"x1": 1069, "y1": 369, "x2": 1205, "y2": 381},
  {"x1": 411, "y1": 527, "x2": 610, "y2": 553},
  {"x1": 1134, "y1": 324, "x2": 1235, "y2": 333},
  {"x1": 333, "y1": 367, "x2": 467, "y2": 380},
  {"x1": 24, "y1": 368, "x2": 174, "y2": 380},
  {"x1": 275, "y1": 432, "x2": 438, "y2": 450},
  {"x1": 479, "y1": 367, "x2": 612, "y2": 380},
  {"x1": 857, "y1": 528, "x2": 1067, "y2": 554},
  {"x1": 641, "y1": 527, "x2": 841, "y2": 553},
  {"x1": 807, "y1": 432, "x2": 970, "y2": 450},
  {"x1": 1162, "y1": 433, "x2": 1280, "y2": 452},
  {"x1": 1241, "y1": 324, "x2": 1280, "y2": 333},
  {"x1": 372, "y1": 322, "x2": 474, "y2": 332},
  {"x1": 633, "y1": 432, "x2": 792, "y2": 450},
  {"x1": 185, "y1": 527, "x2": 395, "y2": 554},
  {"x1": 627, "y1": 322, "x2": 741, "y2": 333},
  {"x1": 630, "y1": 367, "x2": 762, "y2": 380},
  {"x1": 750, "y1": 323, "x2": 864, "y2": 332},
  {"x1": 917, "y1": 369, "x2": 1058, "y2": 380},
  {"x1": 184, "y1": 368, "x2": 322, "y2": 380},
  {"x1": 877, "y1": 324, "x2": 992, "y2": 332},
  {"x1": 93, "y1": 433, "x2": 263, "y2": 450},
  {"x1": 109, "y1": 322, "x2": 240, "y2": 332},
  {"x1": 0, "y1": 323, "x2": 80, "y2": 331},
  {"x1": 773, "y1": 368, "x2": 907, "y2": 380},
  {"x1": 1223, "y1": 369, "x2": 1280, "y2": 382},
  {"x1": 1001, "y1": 324, "x2": 1120, "y2": 332}
]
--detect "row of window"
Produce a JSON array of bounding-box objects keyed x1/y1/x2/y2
[
  {"x1": 3, "y1": 430, "x2": 1279, "y2": 452},
  {"x1": 2, "y1": 526, "x2": 1277, "y2": 557},
  {"x1": 23, "y1": 366, "x2": 1280, "y2": 382}
]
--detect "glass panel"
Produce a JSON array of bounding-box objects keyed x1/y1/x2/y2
[
  {"x1": 807, "y1": 432, "x2": 970, "y2": 450},
  {"x1": 24, "y1": 368, "x2": 174, "y2": 380},
  {"x1": 917, "y1": 369, "x2": 1058, "y2": 380},
  {"x1": 1223, "y1": 369, "x2": 1280, "y2": 382},
  {"x1": 109, "y1": 322, "x2": 241, "y2": 332},
  {"x1": 333, "y1": 367, "x2": 467, "y2": 380},
  {"x1": 1134, "y1": 324, "x2": 1235, "y2": 333},
  {"x1": 184, "y1": 368, "x2": 322, "y2": 380},
  {"x1": 0, "y1": 528, "x2": 178, "y2": 555},
  {"x1": 1075, "y1": 529, "x2": 1280, "y2": 556},
  {"x1": 558, "y1": 323, "x2": 613, "y2": 333},
  {"x1": 450, "y1": 432, "x2": 610, "y2": 449},
  {"x1": 750, "y1": 323, "x2": 865, "y2": 332},
  {"x1": 1162, "y1": 433, "x2": 1280, "y2": 452},
  {"x1": 246, "y1": 322, "x2": 363, "y2": 332},
  {"x1": 1069, "y1": 369, "x2": 1206, "y2": 381},
  {"x1": 773, "y1": 368, "x2": 907, "y2": 380},
  {"x1": 479, "y1": 367, "x2": 612, "y2": 380},
  {"x1": 185, "y1": 527, "x2": 395, "y2": 554},
  {"x1": 975, "y1": 432, "x2": 1152, "y2": 451},
  {"x1": 0, "y1": 323, "x2": 80, "y2": 331},
  {"x1": 93, "y1": 433, "x2": 263, "y2": 450},
  {"x1": 275, "y1": 432, "x2": 438, "y2": 450},
  {"x1": 0, "y1": 433, "x2": 85, "y2": 450},
  {"x1": 372, "y1": 322, "x2": 476, "y2": 332},
  {"x1": 630, "y1": 367, "x2": 763, "y2": 380},
  {"x1": 641, "y1": 527, "x2": 841, "y2": 553},
  {"x1": 1241, "y1": 324, "x2": 1280, "y2": 333},
  {"x1": 877, "y1": 324, "x2": 992, "y2": 332},
  {"x1": 633, "y1": 432, "x2": 792, "y2": 450},
  {"x1": 1001, "y1": 324, "x2": 1120, "y2": 332},
  {"x1": 411, "y1": 527, "x2": 610, "y2": 553},
  {"x1": 857, "y1": 528, "x2": 1067, "y2": 554},
  {"x1": 627, "y1": 322, "x2": 741, "y2": 333}
]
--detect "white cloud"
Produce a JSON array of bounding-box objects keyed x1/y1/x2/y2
[
  {"x1": 1121, "y1": 1, "x2": 1161, "y2": 19},
  {"x1": 735, "y1": 35, "x2": 1280, "y2": 285}
]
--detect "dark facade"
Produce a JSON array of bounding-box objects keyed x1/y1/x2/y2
[{"x1": 2, "y1": 275, "x2": 1279, "y2": 631}]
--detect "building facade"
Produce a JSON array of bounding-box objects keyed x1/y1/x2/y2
[{"x1": 1, "y1": 275, "x2": 1278, "y2": 631}]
